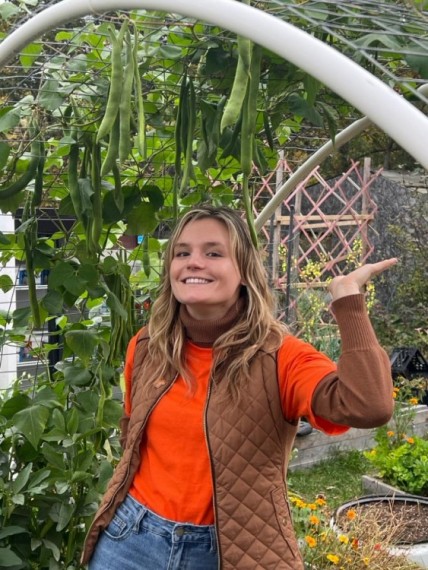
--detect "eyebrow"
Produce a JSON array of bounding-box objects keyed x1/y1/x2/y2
[{"x1": 174, "y1": 241, "x2": 226, "y2": 248}]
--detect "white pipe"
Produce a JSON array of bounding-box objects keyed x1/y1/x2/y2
[
  {"x1": 0, "y1": 0, "x2": 427, "y2": 169},
  {"x1": 255, "y1": 80, "x2": 428, "y2": 229}
]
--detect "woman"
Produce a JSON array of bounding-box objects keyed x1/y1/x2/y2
[{"x1": 82, "y1": 205, "x2": 396, "y2": 569}]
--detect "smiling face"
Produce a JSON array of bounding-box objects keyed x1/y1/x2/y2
[{"x1": 169, "y1": 217, "x2": 242, "y2": 320}]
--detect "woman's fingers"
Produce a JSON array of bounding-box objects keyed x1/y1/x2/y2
[{"x1": 328, "y1": 258, "x2": 398, "y2": 301}]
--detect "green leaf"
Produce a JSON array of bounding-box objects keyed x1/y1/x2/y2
[
  {"x1": 27, "y1": 468, "x2": 51, "y2": 491},
  {"x1": 14, "y1": 405, "x2": 49, "y2": 449},
  {"x1": 0, "y1": 141, "x2": 10, "y2": 169},
  {"x1": 38, "y1": 79, "x2": 64, "y2": 111},
  {"x1": 56, "y1": 502, "x2": 75, "y2": 532},
  {"x1": 0, "y1": 274, "x2": 13, "y2": 293},
  {"x1": 126, "y1": 202, "x2": 158, "y2": 235},
  {"x1": 41, "y1": 443, "x2": 65, "y2": 470},
  {"x1": 0, "y1": 2, "x2": 21, "y2": 20},
  {"x1": 78, "y1": 263, "x2": 99, "y2": 286},
  {"x1": 12, "y1": 306, "x2": 32, "y2": 328},
  {"x1": 141, "y1": 184, "x2": 164, "y2": 210},
  {"x1": 406, "y1": 48, "x2": 428, "y2": 79},
  {"x1": 12, "y1": 462, "x2": 32, "y2": 493},
  {"x1": 66, "y1": 407, "x2": 79, "y2": 435},
  {"x1": 48, "y1": 261, "x2": 76, "y2": 289},
  {"x1": 0, "y1": 547, "x2": 23, "y2": 566},
  {"x1": 20, "y1": 42, "x2": 43, "y2": 70},
  {"x1": 0, "y1": 526, "x2": 29, "y2": 540},
  {"x1": 12, "y1": 493, "x2": 25, "y2": 505},
  {"x1": 64, "y1": 330, "x2": 98, "y2": 364},
  {"x1": 63, "y1": 364, "x2": 92, "y2": 387},
  {"x1": 288, "y1": 94, "x2": 323, "y2": 127},
  {"x1": 41, "y1": 290, "x2": 63, "y2": 315},
  {"x1": 102, "y1": 399, "x2": 122, "y2": 427},
  {"x1": 0, "y1": 108, "x2": 20, "y2": 132},
  {"x1": 42, "y1": 538, "x2": 60, "y2": 562},
  {"x1": 0, "y1": 230, "x2": 11, "y2": 245},
  {"x1": 159, "y1": 45, "x2": 183, "y2": 59},
  {"x1": 1, "y1": 393, "x2": 31, "y2": 418}
]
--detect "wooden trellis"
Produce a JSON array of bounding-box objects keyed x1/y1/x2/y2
[{"x1": 246, "y1": 156, "x2": 380, "y2": 329}]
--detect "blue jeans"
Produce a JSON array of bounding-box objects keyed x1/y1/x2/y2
[{"x1": 88, "y1": 494, "x2": 219, "y2": 570}]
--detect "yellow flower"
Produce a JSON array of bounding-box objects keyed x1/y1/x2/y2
[
  {"x1": 305, "y1": 535, "x2": 317, "y2": 548},
  {"x1": 338, "y1": 534, "x2": 349, "y2": 544},
  {"x1": 406, "y1": 437, "x2": 415, "y2": 444},
  {"x1": 315, "y1": 497, "x2": 327, "y2": 506},
  {"x1": 326, "y1": 553, "x2": 340, "y2": 564},
  {"x1": 308, "y1": 503, "x2": 317, "y2": 511},
  {"x1": 363, "y1": 557, "x2": 370, "y2": 566},
  {"x1": 309, "y1": 515, "x2": 320, "y2": 525},
  {"x1": 409, "y1": 397, "x2": 419, "y2": 405},
  {"x1": 387, "y1": 430, "x2": 395, "y2": 437},
  {"x1": 346, "y1": 509, "x2": 357, "y2": 520}
]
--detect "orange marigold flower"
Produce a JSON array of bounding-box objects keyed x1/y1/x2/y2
[
  {"x1": 338, "y1": 534, "x2": 349, "y2": 544},
  {"x1": 406, "y1": 437, "x2": 415, "y2": 444},
  {"x1": 315, "y1": 497, "x2": 327, "y2": 506},
  {"x1": 308, "y1": 503, "x2": 317, "y2": 511},
  {"x1": 346, "y1": 509, "x2": 357, "y2": 520},
  {"x1": 326, "y1": 553, "x2": 340, "y2": 565},
  {"x1": 387, "y1": 430, "x2": 395, "y2": 437},
  {"x1": 309, "y1": 515, "x2": 320, "y2": 525},
  {"x1": 351, "y1": 538, "x2": 359, "y2": 549},
  {"x1": 409, "y1": 397, "x2": 419, "y2": 406},
  {"x1": 305, "y1": 535, "x2": 317, "y2": 548}
]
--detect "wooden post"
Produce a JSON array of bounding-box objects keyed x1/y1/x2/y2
[
  {"x1": 361, "y1": 157, "x2": 371, "y2": 261},
  {"x1": 271, "y1": 151, "x2": 284, "y2": 285}
]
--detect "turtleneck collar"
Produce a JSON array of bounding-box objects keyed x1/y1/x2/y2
[{"x1": 179, "y1": 297, "x2": 245, "y2": 347}]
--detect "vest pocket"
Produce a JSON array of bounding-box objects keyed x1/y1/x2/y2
[{"x1": 271, "y1": 486, "x2": 299, "y2": 559}]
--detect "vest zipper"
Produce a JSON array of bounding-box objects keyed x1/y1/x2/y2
[
  {"x1": 83, "y1": 375, "x2": 178, "y2": 554},
  {"x1": 203, "y1": 376, "x2": 222, "y2": 570}
]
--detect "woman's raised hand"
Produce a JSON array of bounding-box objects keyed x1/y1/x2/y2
[{"x1": 328, "y1": 258, "x2": 398, "y2": 302}]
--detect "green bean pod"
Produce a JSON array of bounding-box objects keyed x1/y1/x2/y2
[
  {"x1": 133, "y1": 24, "x2": 146, "y2": 159},
  {"x1": 119, "y1": 30, "x2": 135, "y2": 162},
  {"x1": 220, "y1": 36, "x2": 252, "y2": 133},
  {"x1": 0, "y1": 140, "x2": 42, "y2": 200},
  {"x1": 240, "y1": 44, "x2": 262, "y2": 248},
  {"x1": 142, "y1": 235, "x2": 150, "y2": 277},
  {"x1": 172, "y1": 73, "x2": 187, "y2": 219},
  {"x1": 179, "y1": 77, "x2": 196, "y2": 196},
  {"x1": 100, "y1": 113, "x2": 120, "y2": 176},
  {"x1": 68, "y1": 143, "x2": 86, "y2": 225},
  {"x1": 32, "y1": 142, "x2": 45, "y2": 208},
  {"x1": 91, "y1": 142, "x2": 103, "y2": 254},
  {"x1": 96, "y1": 22, "x2": 127, "y2": 143}
]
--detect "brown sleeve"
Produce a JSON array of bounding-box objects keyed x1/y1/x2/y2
[{"x1": 312, "y1": 294, "x2": 394, "y2": 429}]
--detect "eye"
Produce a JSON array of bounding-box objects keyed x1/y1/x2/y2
[
  {"x1": 174, "y1": 250, "x2": 189, "y2": 257},
  {"x1": 206, "y1": 251, "x2": 222, "y2": 257}
]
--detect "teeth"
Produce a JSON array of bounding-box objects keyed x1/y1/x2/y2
[{"x1": 185, "y1": 278, "x2": 210, "y2": 284}]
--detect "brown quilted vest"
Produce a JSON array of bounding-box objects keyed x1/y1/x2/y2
[{"x1": 81, "y1": 329, "x2": 303, "y2": 569}]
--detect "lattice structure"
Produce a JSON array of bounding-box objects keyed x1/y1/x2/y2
[{"x1": 242, "y1": 158, "x2": 380, "y2": 336}]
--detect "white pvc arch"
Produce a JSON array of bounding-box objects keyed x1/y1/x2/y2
[{"x1": 0, "y1": 0, "x2": 427, "y2": 170}]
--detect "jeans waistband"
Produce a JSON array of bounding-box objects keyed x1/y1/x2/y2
[{"x1": 124, "y1": 494, "x2": 217, "y2": 548}]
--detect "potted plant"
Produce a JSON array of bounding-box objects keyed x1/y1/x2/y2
[{"x1": 290, "y1": 493, "x2": 422, "y2": 569}]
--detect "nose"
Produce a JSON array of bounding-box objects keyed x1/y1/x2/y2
[{"x1": 186, "y1": 252, "x2": 205, "y2": 269}]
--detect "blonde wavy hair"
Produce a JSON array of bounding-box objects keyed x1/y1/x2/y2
[{"x1": 146, "y1": 205, "x2": 288, "y2": 398}]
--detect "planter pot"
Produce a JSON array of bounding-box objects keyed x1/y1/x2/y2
[{"x1": 333, "y1": 495, "x2": 428, "y2": 568}]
